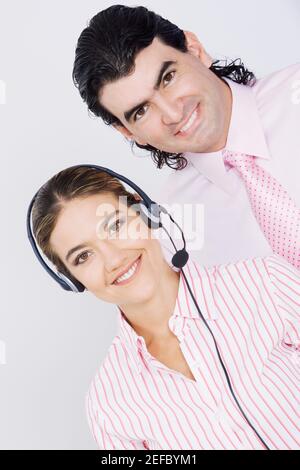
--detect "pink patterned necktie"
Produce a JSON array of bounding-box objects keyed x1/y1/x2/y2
[{"x1": 222, "y1": 150, "x2": 300, "y2": 269}]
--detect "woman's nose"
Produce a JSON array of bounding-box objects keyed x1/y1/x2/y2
[{"x1": 100, "y1": 242, "x2": 129, "y2": 273}]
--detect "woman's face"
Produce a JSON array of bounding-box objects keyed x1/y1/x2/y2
[{"x1": 50, "y1": 192, "x2": 166, "y2": 308}]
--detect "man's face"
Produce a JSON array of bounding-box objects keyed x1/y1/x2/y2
[{"x1": 100, "y1": 35, "x2": 232, "y2": 155}]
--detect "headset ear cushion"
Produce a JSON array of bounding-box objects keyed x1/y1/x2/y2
[{"x1": 57, "y1": 271, "x2": 85, "y2": 293}]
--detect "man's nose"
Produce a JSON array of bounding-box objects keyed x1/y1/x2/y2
[{"x1": 158, "y1": 97, "x2": 183, "y2": 126}]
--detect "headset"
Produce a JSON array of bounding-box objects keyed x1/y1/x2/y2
[{"x1": 27, "y1": 164, "x2": 270, "y2": 450}]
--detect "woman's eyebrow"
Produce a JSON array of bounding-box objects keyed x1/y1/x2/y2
[
  {"x1": 64, "y1": 210, "x2": 120, "y2": 262},
  {"x1": 65, "y1": 243, "x2": 87, "y2": 263},
  {"x1": 123, "y1": 60, "x2": 177, "y2": 122}
]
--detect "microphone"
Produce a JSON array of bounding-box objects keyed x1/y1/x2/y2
[
  {"x1": 172, "y1": 249, "x2": 189, "y2": 269},
  {"x1": 158, "y1": 204, "x2": 189, "y2": 269}
]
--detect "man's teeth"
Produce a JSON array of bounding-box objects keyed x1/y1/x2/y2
[
  {"x1": 180, "y1": 109, "x2": 197, "y2": 133},
  {"x1": 114, "y1": 260, "x2": 139, "y2": 284}
]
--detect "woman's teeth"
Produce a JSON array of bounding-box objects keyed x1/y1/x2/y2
[
  {"x1": 180, "y1": 109, "x2": 197, "y2": 133},
  {"x1": 114, "y1": 259, "x2": 139, "y2": 284}
]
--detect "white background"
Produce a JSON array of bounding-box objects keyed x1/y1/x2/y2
[{"x1": 0, "y1": 0, "x2": 299, "y2": 450}]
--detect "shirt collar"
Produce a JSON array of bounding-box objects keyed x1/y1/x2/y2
[
  {"x1": 116, "y1": 260, "x2": 217, "y2": 374},
  {"x1": 185, "y1": 78, "x2": 271, "y2": 193}
]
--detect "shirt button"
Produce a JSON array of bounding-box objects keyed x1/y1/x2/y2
[
  {"x1": 215, "y1": 409, "x2": 227, "y2": 423},
  {"x1": 193, "y1": 360, "x2": 202, "y2": 367}
]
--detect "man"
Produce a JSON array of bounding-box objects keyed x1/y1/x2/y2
[{"x1": 72, "y1": 4, "x2": 300, "y2": 268}]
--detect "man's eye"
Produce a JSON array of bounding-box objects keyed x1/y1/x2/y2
[
  {"x1": 134, "y1": 105, "x2": 148, "y2": 121},
  {"x1": 163, "y1": 71, "x2": 175, "y2": 86},
  {"x1": 74, "y1": 251, "x2": 91, "y2": 266}
]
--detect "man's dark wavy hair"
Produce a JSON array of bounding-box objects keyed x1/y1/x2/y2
[{"x1": 73, "y1": 4, "x2": 256, "y2": 170}]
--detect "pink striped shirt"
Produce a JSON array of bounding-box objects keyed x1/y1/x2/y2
[{"x1": 86, "y1": 255, "x2": 300, "y2": 450}]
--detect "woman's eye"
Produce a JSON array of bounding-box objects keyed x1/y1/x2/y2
[
  {"x1": 134, "y1": 105, "x2": 148, "y2": 121},
  {"x1": 108, "y1": 217, "x2": 125, "y2": 236},
  {"x1": 74, "y1": 251, "x2": 91, "y2": 266},
  {"x1": 163, "y1": 71, "x2": 175, "y2": 86}
]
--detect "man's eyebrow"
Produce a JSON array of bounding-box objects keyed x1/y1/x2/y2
[
  {"x1": 123, "y1": 60, "x2": 177, "y2": 122},
  {"x1": 65, "y1": 210, "x2": 119, "y2": 263}
]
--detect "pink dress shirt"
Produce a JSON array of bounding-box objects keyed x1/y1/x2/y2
[
  {"x1": 158, "y1": 63, "x2": 300, "y2": 267},
  {"x1": 86, "y1": 256, "x2": 300, "y2": 450}
]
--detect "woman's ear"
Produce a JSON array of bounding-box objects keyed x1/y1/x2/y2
[
  {"x1": 183, "y1": 30, "x2": 214, "y2": 68},
  {"x1": 133, "y1": 193, "x2": 142, "y2": 202}
]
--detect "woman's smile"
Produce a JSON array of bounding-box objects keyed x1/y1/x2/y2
[{"x1": 112, "y1": 254, "x2": 143, "y2": 286}]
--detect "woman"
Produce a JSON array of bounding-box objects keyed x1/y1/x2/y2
[{"x1": 31, "y1": 166, "x2": 300, "y2": 450}]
